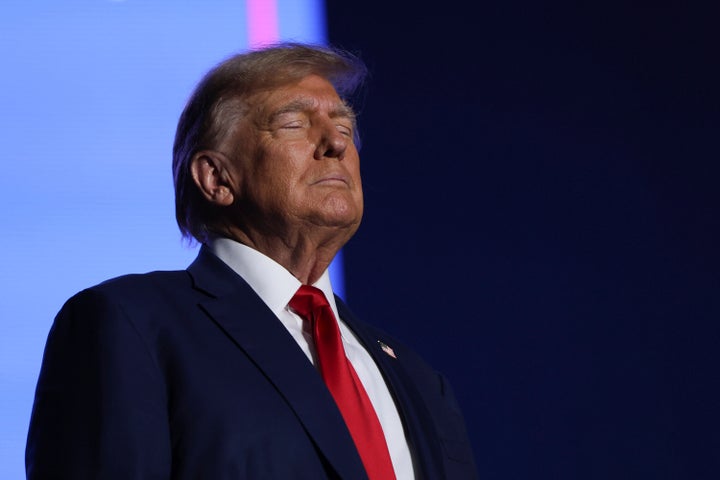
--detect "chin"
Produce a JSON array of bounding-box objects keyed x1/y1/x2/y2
[
  {"x1": 316, "y1": 195, "x2": 362, "y2": 226},
  {"x1": 308, "y1": 205, "x2": 362, "y2": 231}
]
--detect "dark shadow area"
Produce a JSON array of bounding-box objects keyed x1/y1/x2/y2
[{"x1": 327, "y1": 1, "x2": 720, "y2": 478}]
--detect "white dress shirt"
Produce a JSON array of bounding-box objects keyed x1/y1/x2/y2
[{"x1": 207, "y1": 237, "x2": 415, "y2": 479}]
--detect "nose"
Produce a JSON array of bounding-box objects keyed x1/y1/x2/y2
[{"x1": 314, "y1": 122, "x2": 348, "y2": 161}]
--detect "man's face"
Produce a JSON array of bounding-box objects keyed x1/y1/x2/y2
[{"x1": 223, "y1": 74, "x2": 363, "y2": 240}]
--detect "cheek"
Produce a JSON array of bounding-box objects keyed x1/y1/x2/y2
[
  {"x1": 276, "y1": 141, "x2": 314, "y2": 175},
  {"x1": 256, "y1": 143, "x2": 305, "y2": 185},
  {"x1": 262, "y1": 174, "x2": 296, "y2": 210},
  {"x1": 348, "y1": 154, "x2": 363, "y2": 190}
]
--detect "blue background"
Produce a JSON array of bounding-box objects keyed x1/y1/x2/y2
[{"x1": 0, "y1": 1, "x2": 326, "y2": 477}]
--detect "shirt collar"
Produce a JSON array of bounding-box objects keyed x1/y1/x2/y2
[{"x1": 206, "y1": 237, "x2": 340, "y2": 319}]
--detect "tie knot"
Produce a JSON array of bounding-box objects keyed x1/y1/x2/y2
[{"x1": 289, "y1": 285, "x2": 330, "y2": 319}]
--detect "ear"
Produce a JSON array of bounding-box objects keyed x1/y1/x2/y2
[{"x1": 190, "y1": 151, "x2": 236, "y2": 207}]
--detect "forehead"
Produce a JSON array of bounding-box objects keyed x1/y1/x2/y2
[{"x1": 245, "y1": 74, "x2": 350, "y2": 116}]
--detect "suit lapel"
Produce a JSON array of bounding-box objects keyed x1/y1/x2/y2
[
  {"x1": 187, "y1": 249, "x2": 368, "y2": 480},
  {"x1": 336, "y1": 298, "x2": 446, "y2": 480}
]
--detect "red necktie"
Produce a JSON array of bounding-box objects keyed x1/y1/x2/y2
[{"x1": 290, "y1": 285, "x2": 397, "y2": 480}]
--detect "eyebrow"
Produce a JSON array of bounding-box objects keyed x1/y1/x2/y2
[{"x1": 268, "y1": 98, "x2": 356, "y2": 124}]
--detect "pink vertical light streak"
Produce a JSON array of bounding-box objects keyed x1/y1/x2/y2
[{"x1": 247, "y1": 0, "x2": 279, "y2": 48}]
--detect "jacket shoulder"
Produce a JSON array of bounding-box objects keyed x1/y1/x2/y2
[
  {"x1": 84, "y1": 269, "x2": 191, "y2": 300},
  {"x1": 55, "y1": 269, "x2": 194, "y2": 325}
]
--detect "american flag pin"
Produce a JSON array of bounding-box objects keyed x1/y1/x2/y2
[{"x1": 378, "y1": 341, "x2": 397, "y2": 359}]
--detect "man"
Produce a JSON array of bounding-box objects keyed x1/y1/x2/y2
[{"x1": 26, "y1": 43, "x2": 477, "y2": 479}]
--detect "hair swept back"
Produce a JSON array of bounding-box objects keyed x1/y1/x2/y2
[{"x1": 172, "y1": 42, "x2": 368, "y2": 243}]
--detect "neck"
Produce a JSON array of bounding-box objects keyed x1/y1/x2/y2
[{"x1": 219, "y1": 225, "x2": 351, "y2": 285}]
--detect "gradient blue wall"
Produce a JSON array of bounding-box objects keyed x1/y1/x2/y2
[{"x1": 0, "y1": 1, "x2": 328, "y2": 477}]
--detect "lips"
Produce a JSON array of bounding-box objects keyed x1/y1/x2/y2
[{"x1": 312, "y1": 173, "x2": 350, "y2": 186}]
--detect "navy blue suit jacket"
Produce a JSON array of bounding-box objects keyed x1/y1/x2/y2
[{"x1": 26, "y1": 248, "x2": 477, "y2": 479}]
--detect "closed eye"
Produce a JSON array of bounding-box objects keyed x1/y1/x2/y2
[
  {"x1": 336, "y1": 124, "x2": 353, "y2": 137},
  {"x1": 281, "y1": 120, "x2": 305, "y2": 129}
]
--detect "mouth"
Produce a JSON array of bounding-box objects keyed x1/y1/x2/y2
[{"x1": 312, "y1": 174, "x2": 349, "y2": 187}]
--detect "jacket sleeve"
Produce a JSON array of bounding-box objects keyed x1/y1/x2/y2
[{"x1": 26, "y1": 288, "x2": 171, "y2": 479}]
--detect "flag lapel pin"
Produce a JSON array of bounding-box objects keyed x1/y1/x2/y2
[{"x1": 378, "y1": 341, "x2": 397, "y2": 359}]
